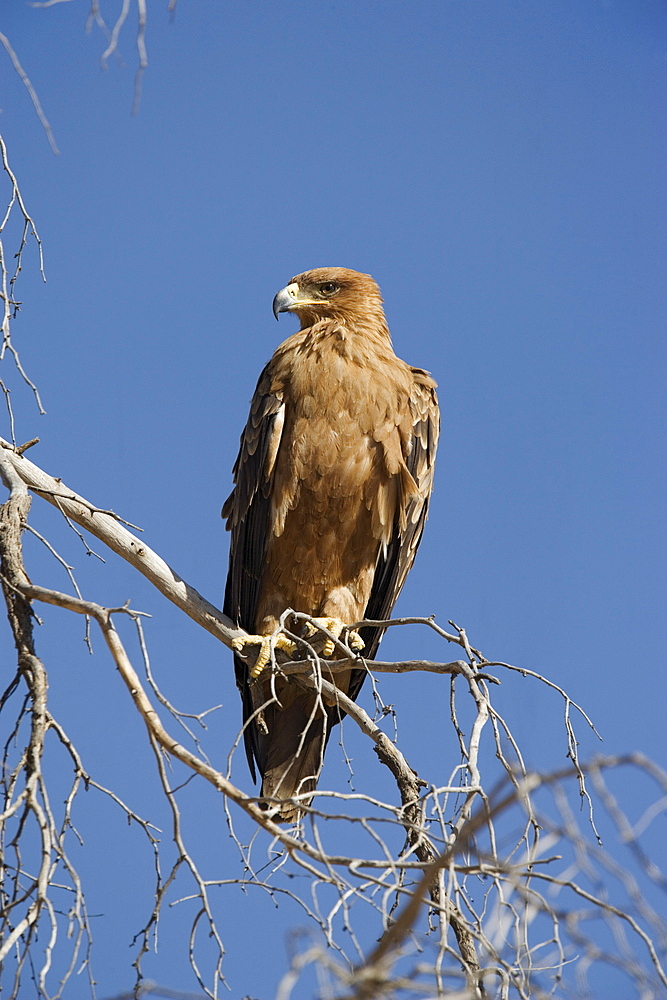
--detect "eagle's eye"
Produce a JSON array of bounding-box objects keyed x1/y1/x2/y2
[{"x1": 319, "y1": 281, "x2": 339, "y2": 296}]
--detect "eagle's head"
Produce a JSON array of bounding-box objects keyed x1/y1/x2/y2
[{"x1": 272, "y1": 267, "x2": 386, "y2": 330}]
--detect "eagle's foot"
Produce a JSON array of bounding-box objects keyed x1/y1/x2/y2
[
  {"x1": 232, "y1": 632, "x2": 297, "y2": 678},
  {"x1": 304, "y1": 617, "x2": 365, "y2": 657}
]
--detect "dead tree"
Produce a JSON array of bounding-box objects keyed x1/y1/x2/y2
[{"x1": 1, "y1": 138, "x2": 665, "y2": 1000}]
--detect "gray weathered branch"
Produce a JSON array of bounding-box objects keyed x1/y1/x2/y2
[{"x1": 0, "y1": 437, "x2": 242, "y2": 647}]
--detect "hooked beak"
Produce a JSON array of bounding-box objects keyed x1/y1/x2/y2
[{"x1": 272, "y1": 282, "x2": 299, "y2": 320}]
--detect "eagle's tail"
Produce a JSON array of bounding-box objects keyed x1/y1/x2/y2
[
  {"x1": 260, "y1": 736, "x2": 325, "y2": 824},
  {"x1": 255, "y1": 689, "x2": 331, "y2": 824}
]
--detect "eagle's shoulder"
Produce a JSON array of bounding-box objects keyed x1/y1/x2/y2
[{"x1": 409, "y1": 364, "x2": 438, "y2": 390}]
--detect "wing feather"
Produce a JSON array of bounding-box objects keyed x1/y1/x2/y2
[
  {"x1": 353, "y1": 370, "x2": 439, "y2": 697},
  {"x1": 222, "y1": 364, "x2": 285, "y2": 778}
]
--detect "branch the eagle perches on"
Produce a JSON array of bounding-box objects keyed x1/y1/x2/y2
[{"x1": 2, "y1": 436, "x2": 665, "y2": 1000}]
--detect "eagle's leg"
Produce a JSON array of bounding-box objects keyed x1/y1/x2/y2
[
  {"x1": 231, "y1": 632, "x2": 297, "y2": 678},
  {"x1": 304, "y1": 617, "x2": 365, "y2": 658}
]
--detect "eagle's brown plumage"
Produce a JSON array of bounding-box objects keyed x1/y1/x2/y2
[{"x1": 223, "y1": 267, "x2": 439, "y2": 821}]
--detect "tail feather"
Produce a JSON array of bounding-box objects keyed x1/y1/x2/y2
[
  {"x1": 237, "y1": 653, "x2": 367, "y2": 824},
  {"x1": 254, "y1": 685, "x2": 330, "y2": 823},
  {"x1": 260, "y1": 732, "x2": 327, "y2": 823}
]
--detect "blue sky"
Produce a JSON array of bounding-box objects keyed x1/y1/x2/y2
[{"x1": 1, "y1": 1, "x2": 665, "y2": 997}]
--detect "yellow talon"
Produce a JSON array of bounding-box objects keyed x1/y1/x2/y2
[
  {"x1": 347, "y1": 630, "x2": 365, "y2": 651},
  {"x1": 232, "y1": 632, "x2": 297, "y2": 678},
  {"x1": 305, "y1": 617, "x2": 365, "y2": 657}
]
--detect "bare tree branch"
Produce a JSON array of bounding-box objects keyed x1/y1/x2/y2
[
  {"x1": 0, "y1": 40, "x2": 59, "y2": 154},
  {"x1": 0, "y1": 138, "x2": 47, "y2": 426},
  {"x1": 0, "y1": 436, "x2": 241, "y2": 647}
]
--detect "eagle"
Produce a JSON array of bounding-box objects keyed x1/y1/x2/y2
[{"x1": 222, "y1": 267, "x2": 439, "y2": 822}]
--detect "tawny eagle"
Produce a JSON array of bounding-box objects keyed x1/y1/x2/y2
[{"x1": 223, "y1": 267, "x2": 439, "y2": 821}]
